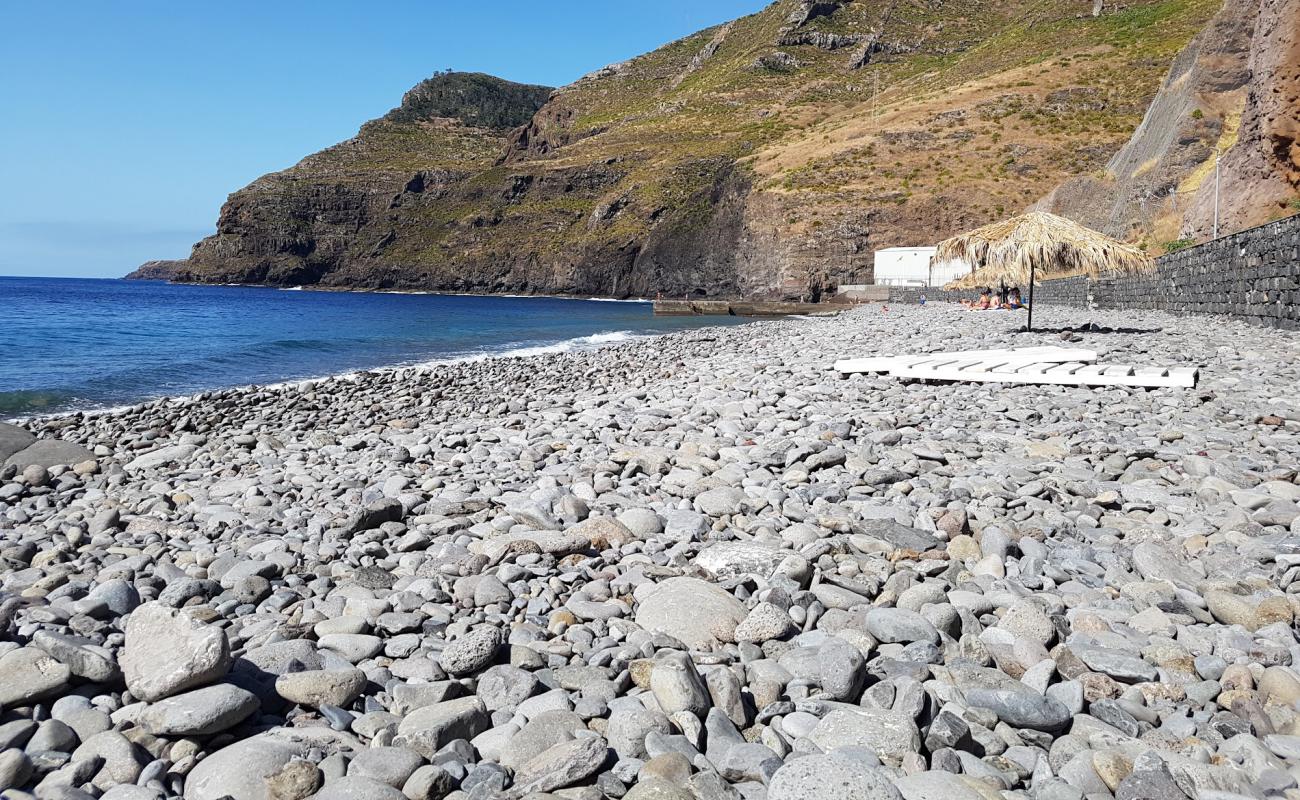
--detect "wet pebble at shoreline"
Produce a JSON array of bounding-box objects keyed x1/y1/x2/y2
[{"x1": 1, "y1": 303, "x2": 1300, "y2": 800}]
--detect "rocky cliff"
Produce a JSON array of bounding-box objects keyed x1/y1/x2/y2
[
  {"x1": 1181, "y1": 0, "x2": 1300, "y2": 238},
  {"x1": 170, "y1": 73, "x2": 553, "y2": 287},
  {"x1": 157, "y1": 0, "x2": 1244, "y2": 298},
  {"x1": 1038, "y1": 0, "x2": 1300, "y2": 247},
  {"x1": 124, "y1": 260, "x2": 187, "y2": 281}
]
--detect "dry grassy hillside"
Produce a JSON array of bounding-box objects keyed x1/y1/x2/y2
[{"x1": 172, "y1": 0, "x2": 1229, "y2": 298}]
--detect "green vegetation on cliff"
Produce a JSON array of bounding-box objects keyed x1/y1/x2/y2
[
  {"x1": 383, "y1": 71, "x2": 553, "y2": 129},
  {"x1": 172, "y1": 0, "x2": 1227, "y2": 298}
]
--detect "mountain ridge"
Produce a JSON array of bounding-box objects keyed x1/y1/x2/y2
[{"x1": 135, "y1": 0, "x2": 1298, "y2": 297}]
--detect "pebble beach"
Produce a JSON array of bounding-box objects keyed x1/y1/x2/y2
[{"x1": 3, "y1": 302, "x2": 1300, "y2": 800}]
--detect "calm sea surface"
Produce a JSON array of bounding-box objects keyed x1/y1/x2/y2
[{"x1": 0, "y1": 277, "x2": 748, "y2": 418}]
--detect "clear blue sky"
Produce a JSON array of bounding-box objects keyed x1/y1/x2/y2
[{"x1": 0, "y1": 1, "x2": 766, "y2": 278}]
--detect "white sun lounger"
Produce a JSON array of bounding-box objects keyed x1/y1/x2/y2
[
  {"x1": 835, "y1": 346, "x2": 1097, "y2": 375},
  {"x1": 890, "y1": 358, "x2": 1198, "y2": 388}
]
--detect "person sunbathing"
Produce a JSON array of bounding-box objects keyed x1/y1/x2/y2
[
  {"x1": 1002, "y1": 288, "x2": 1024, "y2": 310},
  {"x1": 961, "y1": 289, "x2": 994, "y2": 310}
]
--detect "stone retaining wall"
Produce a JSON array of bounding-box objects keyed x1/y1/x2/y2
[{"x1": 887, "y1": 214, "x2": 1300, "y2": 329}]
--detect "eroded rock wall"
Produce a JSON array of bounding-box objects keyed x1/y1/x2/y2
[{"x1": 1184, "y1": 0, "x2": 1300, "y2": 237}]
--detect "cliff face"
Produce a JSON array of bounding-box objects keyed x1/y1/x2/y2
[
  {"x1": 124, "y1": 260, "x2": 187, "y2": 281},
  {"x1": 1182, "y1": 0, "x2": 1300, "y2": 238},
  {"x1": 176, "y1": 73, "x2": 553, "y2": 287},
  {"x1": 166, "y1": 0, "x2": 1233, "y2": 297},
  {"x1": 1037, "y1": 0, "x2": 1300, "y2": 248}
]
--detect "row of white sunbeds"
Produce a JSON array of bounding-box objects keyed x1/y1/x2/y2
[{"x1": 834, "y1": 346, "x2": 1198, "y2": 388}]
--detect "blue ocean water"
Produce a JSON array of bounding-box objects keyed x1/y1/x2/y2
[{"x1": 0, "y1": 277, "x2": 748, "y2": 418}]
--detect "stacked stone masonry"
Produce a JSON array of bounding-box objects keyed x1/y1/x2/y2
[{"x1": 888, "y1": 214, "x2": 1300, "y2": 329}]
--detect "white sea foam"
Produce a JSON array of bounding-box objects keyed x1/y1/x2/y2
[
  {"x1": 13, "y1": 327, "x2": 660, "y2": 424},
  {"x1": 278, "y1": 331, "x2": 648, "y2": 388},
  {"x1": 462, "y1": 330, "x2": 642, "y2": 362},
  {"x1": 580, "y1": 331, "x2": 637, "y2": 344}
]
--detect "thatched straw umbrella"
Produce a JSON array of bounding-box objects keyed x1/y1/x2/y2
[{"x1": 938, "y1": 211, "x2": 1154, "y2": 331}]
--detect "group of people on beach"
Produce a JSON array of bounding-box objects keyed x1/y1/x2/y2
[{"x1": 961, "y1": 286, "x2": 1024, "y2": 311}]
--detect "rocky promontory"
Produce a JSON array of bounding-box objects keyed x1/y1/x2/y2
[
  {"x1": 3, "y1": 303, "x2": 1300, "y2": 799},
  {"x1": 124, "y1": 260, "x2": 188, "y2": 282},
  {"x1": 156, "y1": 0, "x2": 1258, "y2": 297}
]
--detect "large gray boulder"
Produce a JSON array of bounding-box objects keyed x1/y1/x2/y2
[
  {"x1": 136, "y1": 684, "x2": 259, "y2": 736},
  {"x1": 500, "y1": 709, "x2": 588, "y2": 769},
  {"x1": 511, "y1": 736, "x2": 609, "y2": 794},
  {"x1": 0, "y1": 647, "x2": 71, "y2": 707},
  {"x1": 343, "y1": 497, "x2": 404, "y2": 534},
  {"x1": 125, "y1": 443, "x2": 197, "y2": 472},
  {"x1": 963, "y1": 687, "x2": 1071, "y2": 732},
  {"x1": 850, "y1": 519, "x2": 938, "y2": 551},
  {"x1": 5, "y1": 438, "x2": 95, "y2": 469},
  {"x1": 121, "y1": 603, "x2": 231, "y2": 702},
  {"x1": 634, "y1": 577, "x2": 746, "y2": 649},
  {"x1": 650, "y1": 651, "x2": 711, "y2": 716},
  {"x1": 769, "y1": 754, "x2": 903, "y2": 800},
  {"x1": 0, "y1": 423, "x2": 35, "y2": 463},
  {"x1": 394, "y1": 697, "x2": 489, "y2": 758},
  {"x1": 183, "y1": 733, "x2": 306, "y2": 800},
  {"x1": 33, "y1": 631, "x2": 119, "y2": 683},
  {"x1": 893, "y1": 772, "x2": 996, "y2": 800},
  {"x1": 807, "y1": 707, "x2": 921, "y2": 765},
  {"x1": 274, "y1": 668, "x2": 366, "y2": 709},
  {"x1": 312, "y1": 776, "x2": 407, "y2": 800}
]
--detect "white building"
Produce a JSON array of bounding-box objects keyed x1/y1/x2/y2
[
  {"x1": 873, "y1": 246, "x2": 972, "y2": 287},
  {"x1": 928, "y1": 256, "x2": 974, "y2": 287},
  {"x1": 873, "y1": 246, "x2": 935, "y2": 286}
]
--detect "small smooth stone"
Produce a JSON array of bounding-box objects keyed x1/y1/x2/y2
[
  {"x1": 136, "y1": 684, "x2": 259, "y2": 736},
  {"x1": 275, "y1": 669, "x2": 367, "y2": 708}
]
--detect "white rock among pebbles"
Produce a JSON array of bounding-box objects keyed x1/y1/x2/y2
[
  {"x1": 634, "y1": 576, "x2": 747, "y2": 649},
  {"x1": 121, "y1": 603, "x2": 231, "y2": 702},
  {"x1": 694, "y1": 541, "x2": 787, "y2": 580}
]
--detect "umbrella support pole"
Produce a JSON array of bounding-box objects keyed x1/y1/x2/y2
[{"x1": 1027, "y1": 264, "x2": 1036, "y2": 332}]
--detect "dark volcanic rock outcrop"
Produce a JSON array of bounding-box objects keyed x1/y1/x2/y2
[
  {"x1": 125, "y1": 260, "x2": 188, "y2": 281},
  {"x1": 175, "y1": 73, "x2": 552, "y2": 289}
]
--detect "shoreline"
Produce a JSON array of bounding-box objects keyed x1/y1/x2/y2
[
  {"x1": 2, "y1": 304, "x2": 1299, "y2": 799},
  {"x1": 124, "y1": 276, "x2": 663, "y2": 304},
  {"x1": 1, "y1": 321, "x2": 733, "y2": 425},
  {"x1": 123, "y1": 274, "x2": 832, "y2": 308},
  {"x1": 1, "y1": 284, "x2": 760, "y2": 424}
]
